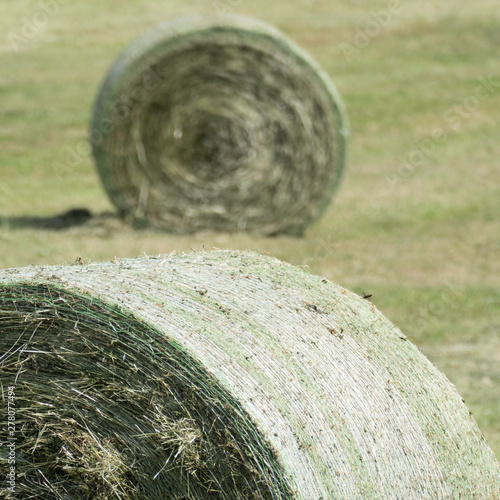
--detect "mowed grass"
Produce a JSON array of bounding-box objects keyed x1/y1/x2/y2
[{"x1": 1, "y1": 0, "x2": 499, "y2": 457}]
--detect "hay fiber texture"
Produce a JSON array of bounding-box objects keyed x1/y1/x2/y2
[
  {"x1": 1, "y1": 250, "x2": 499, "y2": 499},
  {"x1": 91, "y1": 15, "x2": 348, "y2": 235}
]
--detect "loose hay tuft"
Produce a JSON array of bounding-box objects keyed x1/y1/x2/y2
[
  {"x1": 91, "y1": 15, "x2": 348, "y2": 235},
  {"x1": 1, "y1": 251, "x2": 499, "y2": 499}
]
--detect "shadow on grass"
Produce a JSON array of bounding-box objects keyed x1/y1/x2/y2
[{"x1": 0, "y1": 208, "x2": 95, "y2": 230}]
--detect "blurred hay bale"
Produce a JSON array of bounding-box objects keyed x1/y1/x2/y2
[
  {"x1": 91, "y1": 15, "x2": 348, "y2": 235},
  {"x1": 1, "y1": 251, "x2": 499, "y2": 499}
]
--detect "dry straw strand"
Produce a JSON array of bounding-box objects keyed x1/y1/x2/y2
[
  {"x1": 91, "y1": 15, "x2": 348, "y2": 235},
  {"x1": 1, "y1": 250, "x2": 499, "y2": 498}
]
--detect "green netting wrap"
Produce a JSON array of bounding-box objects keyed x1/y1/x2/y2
[
  {"x1": 1, "y1": 251, "x2": 499, "y2": 498},
  {"x1": 91, "y1": 15, "x2": 348, "y2": 235}
]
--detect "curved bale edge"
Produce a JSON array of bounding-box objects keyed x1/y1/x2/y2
[
  {"x1": 0, "y1": 250, "x2": 499, "y2": 499},
  {"x1": 91, "y1": 15, "x2": 348, "y2": 235}
]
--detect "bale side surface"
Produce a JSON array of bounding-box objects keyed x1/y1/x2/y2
[
  {"x1": 91, "y1": 15, "x2": 348, "y2": 235},
  {"x1": 1, "y1": 250, "x2": 499, "y2": 499},
  {"x1": 0, "y1": 283, "x2": 289, "y2": 499}
]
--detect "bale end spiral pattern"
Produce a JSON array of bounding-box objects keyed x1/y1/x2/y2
[{"x1": 91, "y1": 15, "x2": 348, "y2": 235}]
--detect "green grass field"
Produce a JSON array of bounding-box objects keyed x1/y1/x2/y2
[{"x1": 1, "y1": 0, "x2": 499, "y2": 458}]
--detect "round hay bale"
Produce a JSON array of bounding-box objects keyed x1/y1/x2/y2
[
  {"x1": 1, "y1": 251, "x2": 498, "y2": 499},
  {"x1": 91, "y1": 15, "x2": 348, "y2": 235}
]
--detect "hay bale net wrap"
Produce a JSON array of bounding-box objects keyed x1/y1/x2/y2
[
  {"x1": 1, "y1": 252, "x2": 499, "y2": 499},
  {"x1": 91, "y1": 15, "x2": 348, "y2": 235}
]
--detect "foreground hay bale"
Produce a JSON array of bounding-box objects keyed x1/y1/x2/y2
[
  {"x1": 1, "y1": 251, "x2": 499, "y2": 499},
  {"x1": 91, "y1": 15, "x2": 348, "y2": 235}
]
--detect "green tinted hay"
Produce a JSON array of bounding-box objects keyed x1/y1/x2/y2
[
  {"x1": 91, "y1": 15, "x2": 348, "y2": 235},
  {"x1": 1, "y1": 251, "x2": 499, "y2": 498},
  {"x1": 0, "y1": 284, "x2": 289, "y2": 499}
]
